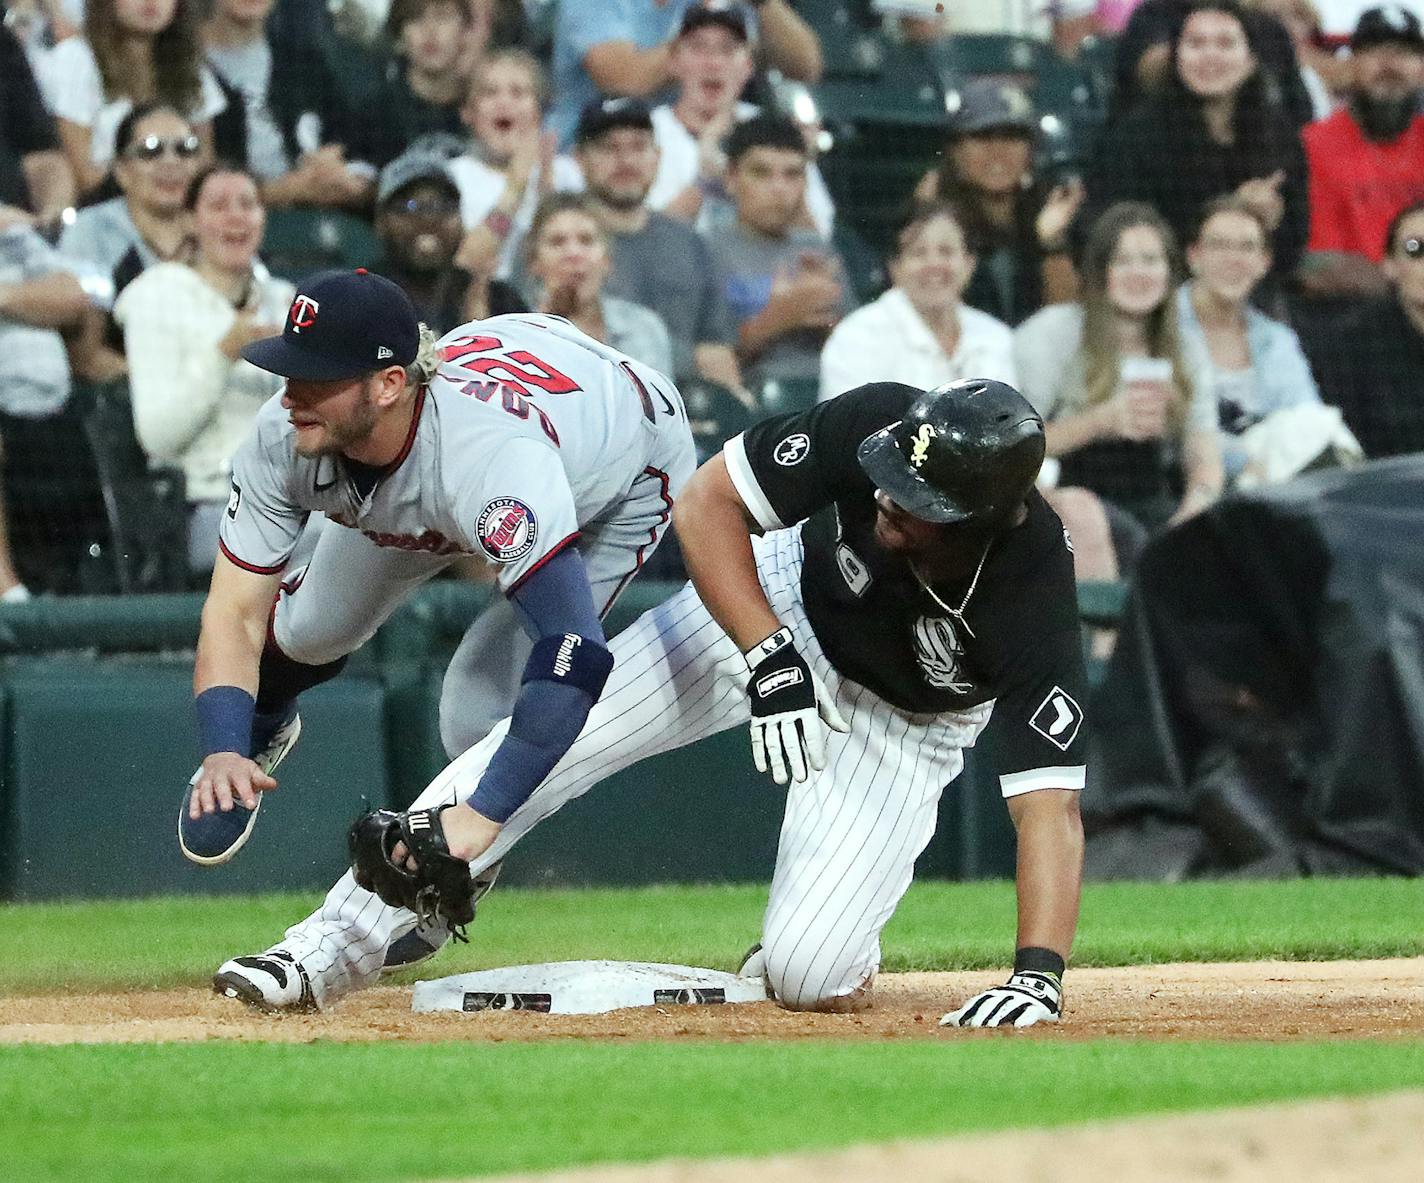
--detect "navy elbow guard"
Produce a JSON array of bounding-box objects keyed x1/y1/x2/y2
[{"x1": 523, "y1": 632, "x2": 614, "y2": 697}]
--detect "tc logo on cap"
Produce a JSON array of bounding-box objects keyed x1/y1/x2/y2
[{"x1": 290, "y1": 295, "x2": 320, "y2": 333}]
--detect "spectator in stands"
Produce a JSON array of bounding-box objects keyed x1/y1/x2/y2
[
  {"x1": 0, "y1": 220, "x2": 96, "y2": 601},
  {"x1": 0, "y1": 22, "x2": 76, "y2": 228},
  {"x1": 525, "y1": 193, "x2": 673, "y2": 375},
  {"x1": 202, "y1": 0, "x2": 372, "y2": 210},
  {"x1": 348, "y1": 0, "x2": 472, "y2": 170},
  {"x1": 914, "y1": 80, "x2": 1084, "y2": 327},
  {"x1": 1015, "y1": 202, "x2": 1221, "y2": 537},
  {"x1": 548, "y1": 0, "x2": 823, "y2": 148},
  {"x1": 1306, "y1": 201, "x2": 1424, "y2": 457},
  {"x1": 572, "y1": 96, "x2": 744, "y2": 397},
  {"x1": 1085, "y1": 0, "x2": 1309, "y2": 285},
  {"x1": 705, "y1": 113, "x2": 851, "y2": 391},
  {"x1": 373, "y1": 148, "x2": 526, "y2": 332},
  {"x1": 3, "y1": 0, "x2": 82, "y2": 63},
  {"x1": 1249, "y1": 0, "x2": 1344, "y2": 119},
  {"x1": 328, "y1": 0, "x2": 525, "y2": 52},
  {"x1": 449, "y1": 49, "x2": 578, "y2": 281},
  {"x1": 1299, "y1": 6, "x2": 1424, "y2": 299},
  {"x1": 819, "y1": 203, "x2": 1015, "y2": 400},
  {"x1": 113, "y1": 162, "x2": 291, "y2": 573},
  {"x1": 1178, "y1": 195, "x2": 1323, "y2": 483},
  {"x1": 60, "y1": 102, "x2": 199, "y2": 381},
  {"x1": 644, "y1": 2, "x2": 834, "y2": 239},
  {"x1": 1109, "y1": 0, "x2": 1314, "y2": 127},
  {"x1": 37, "y1": 0, "x2": 227, "y2": 200}
]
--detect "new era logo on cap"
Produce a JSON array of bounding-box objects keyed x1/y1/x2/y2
[{"x1": 242, "y1": 268, "x2": 420, "y2": 381}]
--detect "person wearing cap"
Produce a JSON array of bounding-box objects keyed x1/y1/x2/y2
[
  {"x1": 179, "y1": 266, "x2": 696, "y2": 895},
  {"x1": 373, "y1": 149, "x2": 527, "y2": 333},
  {"x1": 914, "y1": 79, "x2": 1084, "y2": 327},
  {"x1": 1299, "y1": 5, "x2": 1424, "y2": 298},
  {"x1": 208, "y1": 375, "x2": 1087, "y2": 1025},
  {"x1": 113, "y1": 161, "x2": 294, "y2": 575},
  {"x1": 548, "y1": 0, "x2": 824, "y2": 149},
  {"x1": 644, "y1": 2, "x2": 836, "y2": 239},
  {"x1": 571, "y1": 95, "x2": 744, "y2": 397}
]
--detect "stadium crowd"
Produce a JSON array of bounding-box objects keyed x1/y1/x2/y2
[{"x1": 0, "y1": 0, "x2": 1421, "y2": 600}]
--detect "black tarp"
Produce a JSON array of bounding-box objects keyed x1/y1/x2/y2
[{"x1": 1083, "y1": 457, "x2": 1424, "y2": 878}]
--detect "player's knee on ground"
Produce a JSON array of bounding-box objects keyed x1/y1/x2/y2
[{"x1": 762, "y1": 939, "x2": 875, "y2": 1013}]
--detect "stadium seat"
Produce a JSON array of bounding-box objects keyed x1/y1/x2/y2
[
  {"x1": 261, "y1": 208, "x2": 381, "y2": 282},
  {"x1": 80, "y1": 379, "x2": 191, "y2": 594},
  {"x1": 757, "y1": 376, "x2": 820, "y2": 418}
]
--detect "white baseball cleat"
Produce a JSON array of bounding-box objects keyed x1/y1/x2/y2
[
  {"x1": 178, "y1": 708, "x2": 302, "y2": 865},
  {"x1": 212, "y1": 948, "x2": 317, "y2": 1014}
]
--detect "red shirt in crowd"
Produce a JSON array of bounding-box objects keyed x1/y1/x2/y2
[{"x1": 1304, "y1": 107, "x2": 1424, "y2": 262}]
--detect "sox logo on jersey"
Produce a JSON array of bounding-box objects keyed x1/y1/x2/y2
[{"x1": 911, "y1": 615, "x2": 974, "y2": 693}]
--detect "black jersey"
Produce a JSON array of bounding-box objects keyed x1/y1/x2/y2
[{"x1": 724, "y1": 382, "x2": 1088, "y2": 793}]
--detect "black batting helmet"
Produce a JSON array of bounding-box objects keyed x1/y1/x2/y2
[{"x1": 857, "y1": 378, "x2": 1045, "y2": 526}]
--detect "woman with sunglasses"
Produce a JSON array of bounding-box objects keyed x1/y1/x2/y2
[
  {"x1": 35, "y1": 0, "x2": 225, "y2": 200},
  {"x1": 114, "y1": 161, "x2": 292, "y2": 574},
  {"x1": 60, "y1": 103, "x2": 202, "y2": 381}
]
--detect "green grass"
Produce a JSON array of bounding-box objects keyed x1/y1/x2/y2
[
  {"x1": 2, "y1": 878, "x2": 1421, "y2": 995},
  {"x1": 2, "y1": 1040, "x2": 1422, "y2": 1183}
]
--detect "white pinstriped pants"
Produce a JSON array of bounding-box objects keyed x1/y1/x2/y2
[{"x1": 281, "y1": 529, "x2": 993, "y2": 1009}]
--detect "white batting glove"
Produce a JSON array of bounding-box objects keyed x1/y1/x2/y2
[
  {"x1": 940, "y1": 971, "x2": 1063, "y2": 1029},
  {"x1": 744, "y1": 627, "x2": 850, "y2": 786}
]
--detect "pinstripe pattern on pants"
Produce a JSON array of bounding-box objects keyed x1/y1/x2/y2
[{"x1": 274, "y1": 529, "x2": 991, "y2": 1009}]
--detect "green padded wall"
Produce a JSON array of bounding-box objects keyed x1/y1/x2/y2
[{"x1": 0, "y1": 656, "x2": 387, "y2": 899}]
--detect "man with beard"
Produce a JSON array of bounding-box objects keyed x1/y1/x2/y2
[
  {"x1": 1301, "y1": 6, "x2": 1424, "y2": 297},
  {"x1": 572, "y1": 97, "x2": 744, "y2": 397},
  {"x1": 373, "y1": 151, "x2": 527, "y2": 334},
  {"x1": 177, "y1": 268, "x2": 695, "y2": 876}
]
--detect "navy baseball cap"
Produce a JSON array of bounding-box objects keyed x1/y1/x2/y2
[
  {"x1": 678, "y1": 0, "x2": 752, "y2": 42},
  {"x1": 242, "y1": 268, "x2": 420, "y2": 381},
  {"x1": 575, "y1": 97, "x2": 654, "y2": 145}
]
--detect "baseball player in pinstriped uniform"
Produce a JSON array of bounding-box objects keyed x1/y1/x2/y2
[
  {"x1": 215, "y1": 377, "x2": 1085, "y2": 1028},
  {"x1": 181, "y1": 269, "x2": 695, "y2": 923}
]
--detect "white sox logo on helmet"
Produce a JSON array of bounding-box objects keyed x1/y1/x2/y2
[
  {"x1": 476, "y1": 497, "x2": 538, "y2": 563},
  {"x1": 290, "y1": 295, "x2": 320, "y2": 333}
]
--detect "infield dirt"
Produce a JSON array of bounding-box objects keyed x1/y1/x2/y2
[
  {"x1": 464, "y1": 1091, "x2": 1424, "y2": 1183},
  {"x1": 1, "y1": 958, "x2": 1420, "y2": 1044}
]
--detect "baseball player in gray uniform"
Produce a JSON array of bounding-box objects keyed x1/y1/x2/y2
[
  {"x1": 180, "y1": 268, "x2": 695, "y2": 881},
  {"x1": 215, "y1": 378, "x2": 1085, "y2": 1029}
]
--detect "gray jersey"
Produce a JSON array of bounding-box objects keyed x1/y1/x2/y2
[{"x1": 219, "y1": 314, "x2": 687, "y2": 593}]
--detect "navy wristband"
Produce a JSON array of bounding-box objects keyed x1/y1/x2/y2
[{"x1": 195, "y1": 685, "x2": 255, "y2": 759}]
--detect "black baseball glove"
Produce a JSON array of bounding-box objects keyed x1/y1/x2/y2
[{"x1": 348, "y1": 806, "x2": 477, "y2": 931}]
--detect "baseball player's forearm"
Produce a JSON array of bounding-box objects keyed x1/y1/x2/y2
[
  {"x1": 1007, "y1": 788, "x2": 1084, "y2": 961},
  {"x1": 674, "y1": 455, "x2": 781, "y2": 651},
  {"x1": 194, "y1": 558, "x2": 283, "y2": 699}
]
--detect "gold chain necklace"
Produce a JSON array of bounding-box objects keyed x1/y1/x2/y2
[{"x1": 907, "y1": 540, "x2": 992, "y2": 640}]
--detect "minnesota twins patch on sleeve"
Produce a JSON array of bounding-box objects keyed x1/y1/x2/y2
[{"x1": 476, "y1": 497, "x2": 539, "y2": 563}]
